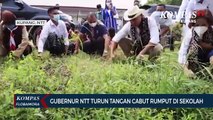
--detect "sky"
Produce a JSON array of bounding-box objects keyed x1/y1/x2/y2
[{"x1": 23, "y1": 0, "x2": 148, "y2": 9}]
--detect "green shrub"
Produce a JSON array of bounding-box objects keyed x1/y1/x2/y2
[{"x1": 0, "y1": 51, "x2": 213, "y2": 119}]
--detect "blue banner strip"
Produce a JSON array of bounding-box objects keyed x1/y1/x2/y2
[{"x1": 14, "y1": 94, "x2": 213, "y2": 108}]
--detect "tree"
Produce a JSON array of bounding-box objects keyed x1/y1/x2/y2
[{"x1": 147, "y1": 0, "x2": 182, "y2": 5}]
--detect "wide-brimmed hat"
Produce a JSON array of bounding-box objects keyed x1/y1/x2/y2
[{"x1": 123, "y1": 6, "x2": 145, "y2": 21}]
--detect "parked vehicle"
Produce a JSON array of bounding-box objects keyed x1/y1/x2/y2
[
  {"x1": 140, "y1": 4, "x2": 179, "y2": 19},
  {"x1": 1, "y1": 0, "x2": 74, "y2": 46}
]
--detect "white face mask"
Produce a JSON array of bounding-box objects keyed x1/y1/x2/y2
[
  {"x1": 155, "y1": 11, "x2": 163, "y2": 16},
  {"x1": 193, "y1": 26, "x2": 208, "y2": 39},
  {"x1": 89, "y1": 22, "x2": 97, "y2": 27},
  {"x1": 53, "y1": 14, "x2": 60, "y2": 22}
]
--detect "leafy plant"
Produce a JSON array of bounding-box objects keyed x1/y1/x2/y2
[{"x1": 0, "y1": 49, "x2": 213, "y2": 119}]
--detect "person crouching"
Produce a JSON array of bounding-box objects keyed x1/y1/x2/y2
[
  {"x1": 110, "y1": 6, "x2": 163, "y2": 61},
  {"x1": 0, "y1": 10, "x2": 33, "y2": 58},
  {"x1": 186, "y1": 10, "x2": 213, "y2": 74},
  {"x1": 38, "y1": 7, "x2": 76, "y2": 56}
]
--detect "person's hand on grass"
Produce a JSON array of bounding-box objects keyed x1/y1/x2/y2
[
  {"x1": 136, "y1": 54, "x2": 145, "y2": 60},
  {"x1": 37, "y1": 51, "x2": 50, "y2": 59},
  {"x1": 181, "y1": 64, "x2": 195, "y2": 78},
  {"x1": 37, "y1": 52, "x2": 42, "y2": 57},
  {"x1": 102, "y1": 50, "x2": 108, "y2": 58},
  {"x1": 74, "y1": 49, "x2": 79, "y2": 54},
  {"x1": 109, "y1": 53, "x2": 116, "y2": 61}
]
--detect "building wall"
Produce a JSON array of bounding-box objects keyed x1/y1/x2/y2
[
  {"x1": 0, "y1": 4, "x2": 126, "y2": 29},
  {"x1": 32, "y1": 5, "x2": 126, "y2": 29}
]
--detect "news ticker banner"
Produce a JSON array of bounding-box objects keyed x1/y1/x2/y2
[{"x1": 14, "y1": 94, "x2": 213, "y2": 108}]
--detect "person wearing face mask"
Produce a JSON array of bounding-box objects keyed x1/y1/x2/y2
[
  {"x1": 0, "y1": 10, "x2": 33, "y2": 58},
  {"x1": 38, "y1": 7, "x2": 76, "y2": 56},
  {"x1": 176, "y1": 0, "x2": 190, "y2": 23},
  {"x1": 185, "y1": 10, "x2": 213, "y2": 75},
  {"x1": 151, "y1": 4, "x2": 173, "y2": 37},
  {"x1": 110, "y1": 6, "x2": 163, "y2": 61},
  {"x1": 103, "y1": 0, "x2": 118, "y2": 31},
  {"x1": 175, "y1": 0, "x2": 190, "y2": 51},
  {"x1": 150, "y1": 4, "x2": 173, "y2": 50},
  {"x1": 178, "y1": 0, "x2": 213, "y2": 66},
  {"x1": 79, "y1": 13, "x2": 110, "y2": 57}
]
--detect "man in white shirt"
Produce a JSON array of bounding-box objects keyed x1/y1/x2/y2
[
  {"x1": 176, "y1": 0, "x2": 190, "y2": 52},
  {"x1": 38, "y1": 7, "x2": 75, "y2": 55},
  {"x1": 151, "y1": 4, "x2": 173, "y2": 34},
  {"x1": 151, "y1": 4, "x2": 172, "y2": 43},
  {"x1": 110, "y1": 6, "x2": 163, "y2": 61},
  {"x1": 176, "y1": 0, "x2": 190, "y2": 23},
  {"x1": 176, "y1": 0, "x2": 190, "y2": 63},
  {"x1": 151, "y1": 4, "x2": 173, "y2": 50}
]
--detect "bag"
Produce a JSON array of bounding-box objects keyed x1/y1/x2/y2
[{"x1": 45, "y1": 33, "x2": 65, "y2": 55}]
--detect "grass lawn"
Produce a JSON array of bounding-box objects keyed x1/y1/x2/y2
[{"x1": 0, "y1": 47, "x2": 213, "y2": 120}]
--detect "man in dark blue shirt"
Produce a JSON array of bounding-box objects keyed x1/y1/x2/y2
[{"x1": 79, "y1": 13, "x2": 110, "y2": 56}]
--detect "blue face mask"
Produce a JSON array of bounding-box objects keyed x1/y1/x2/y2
[{"x1": 53, "y1": 14, "x2": 60, "y2": 22}]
